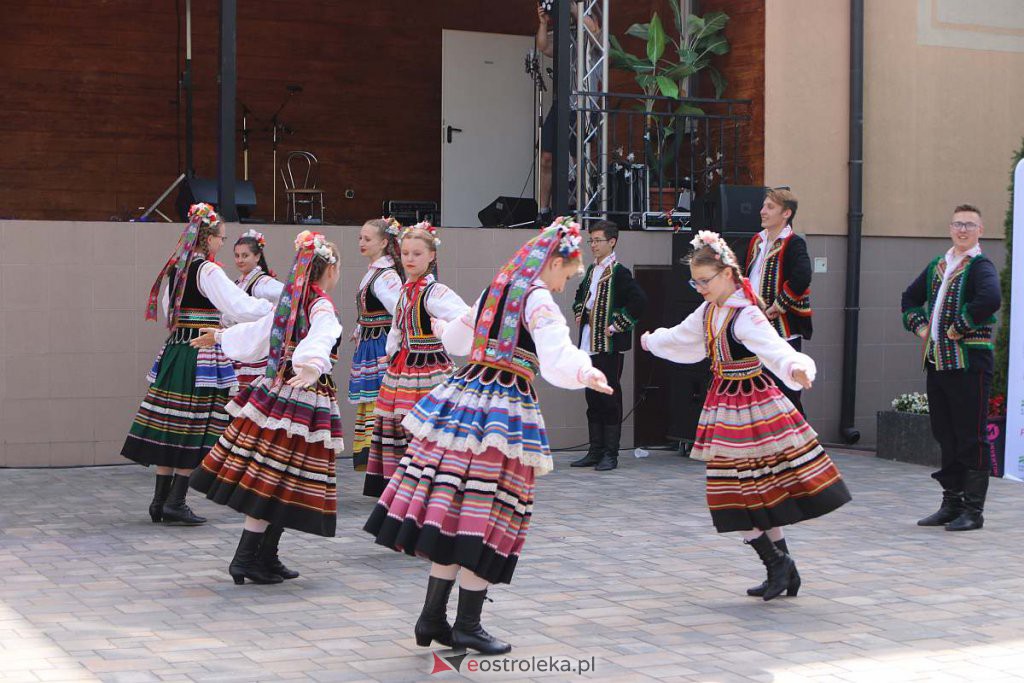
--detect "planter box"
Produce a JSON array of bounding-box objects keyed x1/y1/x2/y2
[
  {"x1": 876, "y1": 410, "x2": 1006, "y2": 477},
  {"x1": 876, "y1": 411, "x2": 941, "y2": 468}
]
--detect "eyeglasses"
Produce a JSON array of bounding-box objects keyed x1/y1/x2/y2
[
  {"x1": 949, "y1": 221, "x2": 980, "y2": 232},
  {"x1": 688, "y1": 270, "x2": 725, "y2": 290},
  {"x1": 587, "y1": 238, "x2": 609, "y2": 245}
]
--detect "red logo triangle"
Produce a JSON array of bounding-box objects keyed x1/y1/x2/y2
[{"x1": 431, "y1": 652, "x2": 455, "y2": 674}]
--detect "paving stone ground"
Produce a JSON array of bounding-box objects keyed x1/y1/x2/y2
[{"x1": 2, "y1": 449, "x2": 1023, "y2": 682}]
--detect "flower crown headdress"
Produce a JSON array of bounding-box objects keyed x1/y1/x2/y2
[
  {"x1": 294, "y1": 230, "x2": 337, "y2": 264},
  {"x1": 382, "y1": 216, "x2": 402, "y2": 237},
  {"x1": 469, "y1": 216, "x2": 583, "y2": 366},
  {"x1": 401, "y1": 221, "x2": 441, "y2": 247},
  {"x1": 689, "y1": 230, "x2": 738, "y2": 268},
  {"x1": 240, "y1": 228, "x2": 266, "y2": 248},
  {"x1": 145, "y1": 202, "x2": 222, "y2": 328},
  {"x1": 548, "y1": 215, "x2": 583, "y2": 262}
]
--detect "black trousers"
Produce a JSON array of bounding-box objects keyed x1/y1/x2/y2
[
  {"x1": 585, "y1": 352, "x2": 624, "y2": 426},
  {"x1": 764, "y1": 337, "x2": 805, "y2": 416},
  {"x1": 926, "y1": 366, "x2": 993, "y2": 490}
]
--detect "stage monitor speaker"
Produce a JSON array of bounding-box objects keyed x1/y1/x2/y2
[
  {"x1": 383, "y1": 200, "x2": 438, "y2": 227},
  {"x1": 176, "y1": 177, "x2": 257, "y2": 221},
  {"x1": 692, "y1": 184, "x2": 765, "y2": 233},
  {"x1": 477, "y1": 196, "x2": 538, "y2": 228}
]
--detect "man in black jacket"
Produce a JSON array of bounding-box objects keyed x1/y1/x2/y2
[
  {"x1": 745, "y1": 188, "x2": 813, "y2": 414},
  {"x1": 571, "y1": 221, "x2": 647, "y2": 471},
  {"x1": 901, "y1": 204, "x2": 1001, "y2": 531}
]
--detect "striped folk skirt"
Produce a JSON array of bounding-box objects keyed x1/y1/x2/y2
[
  {"x1": 190, "y1": 373, "x2": 344, "y2": 537},
  {"x1": 233, "y1": 358, "x2": 268, "y2": 390},
  {"x1": 122, "y1": 341, "x2": 235, "y2": 469},
  {"x1": 363, "y1": 349, "x2": 454, "y2": 497},
  {"x1": 694, "y1": 374, "x2": 851, "y2": 533},
  {"x1": 348, "y1": 331, "x2": 389, "y2": 470},
  {"x1": 364, "y1": 365, "x2": 550, "y2": 585}
]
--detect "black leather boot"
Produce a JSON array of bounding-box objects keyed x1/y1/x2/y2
[
  {"x1": 746, "y1": 538, "x2": 800, "y2": 597},
  {"x1": 945, "y1": 470, "x2": 988, "y2": 531},
  {"x1": 917, "y1": 489, "x2": 964, "y2": 526},
  {"x1": 228, "y1": 530, "x2": 284, "y2": 585},
  {"x1": 571, "y1": 420, "x2": 605, "y2": 467},
  {"x1": 595, "y1": 423, "x2": 620, "y2": 471},
  {"x1": 746, "y1": 533, "x2": 798, "y2": 601},
  {"x1": 148, "y1": 474, "x2": 173, "y2": 523},
  {"x1": 414, "y1": 576, "x2": 455, "y2": 647},
  {"x1": 451, "y1": 588, "x2": 512, "y2": 655},
  {"x1": 161, "y1": 474, "x2": 206, "y2": 525},
  {"x1": 258, "y1": 525, "x2": 299, "y2": 579}
]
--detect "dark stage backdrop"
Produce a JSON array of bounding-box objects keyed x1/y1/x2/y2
[{"x1": 0, "y1": 1, "x2": 763, "y2": 222}]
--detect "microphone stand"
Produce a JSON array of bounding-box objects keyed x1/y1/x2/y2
[
  {"x1": 525, "y1": 48, "x2": 546, "y2": 213},
  {"x1": 269, "y1": 84, "x2": 302, "y2": 223},
  {"x1": 239, "y1": 100, "x2": 251, "y2": 181}
]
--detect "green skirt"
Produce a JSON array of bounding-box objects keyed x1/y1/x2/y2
[{"x1": 122, "y1": 342, "x2": 233, "y2": 469}]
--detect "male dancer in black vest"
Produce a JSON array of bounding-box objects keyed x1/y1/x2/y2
[
  {"x1": 901, "y1": 204, "x2": 1000, "y2": 531},
  {"x1": 571, "y1": 221, "x2": 646, "y2": 471}
]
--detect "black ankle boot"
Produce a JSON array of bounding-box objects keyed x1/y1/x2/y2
[
  {"x1": 917, "y1": 489, "x2": 964, "y2": 526},
  {"x1": 451, "y1": 588, "x2": 512, "y2": 655},
  {"x1": 258, "y1": 525, "x2": 299, "y2": 579},
  {"x1": 228, "y1": 530, "x2": 284, "y2": 585},
  {"x1": 414, "y1": 576, "x2": 455, "y2": 647},
  {"x1": 571, "y1": 420, "x2": 605, "y2": 467},
  {"x1": 161, "y1": 474, "x2": 206, "y2": 525},
  {"x1": 946, "y1": 470, "x2": 988, "y2": 531},
  {"x1": 148, "y1": 474, "x2": 173, "y2": 523},
  {"x1": 595, "y1": 423, "x2": 620, "y2": 471},
  {"x1": 746, "y1": 533, "x2": 798, "y2": 602},
  {"x1": 746, "y1": 538, "x2": 801, "y2": 597}
]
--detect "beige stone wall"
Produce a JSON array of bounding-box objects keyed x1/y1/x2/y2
[
  {"x1": 765, "y1": 0, "x2": 1024, "y2": 238},
  {"x1": 0, "y1": 221, "x2": 672, "y2": 467}
]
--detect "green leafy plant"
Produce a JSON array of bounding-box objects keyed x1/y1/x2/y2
[{"x1": 609, "y1": 5, "x2": 730, "y2": 186}]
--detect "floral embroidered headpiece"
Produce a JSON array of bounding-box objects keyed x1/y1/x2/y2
[
  {"x1": 382, "y1": 216, "x2": 402, "y2": 236},
  {"x1": 690, "y1": 229, "x2": 738, "y2": 268},
  {"x1": 294, "y1": 230, "x2": 337, "y2": 264},
  {"x1": 240, "y1": 228, "x2": 266, "y2": 248},
  {"x1": 401, "y1": 221, "x2": 441, "y2": 247},
  {"x1": 548, "y1": 216, "x2": 583, "y2": 262}
]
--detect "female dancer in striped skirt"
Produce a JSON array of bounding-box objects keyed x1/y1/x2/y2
[
  {"x1": 365, "y1": 218, "x2": 612, "y2": 654},
  {"x1": 190, "y1": 231, "x2": 344, "y2": 584},
  {"x1": 362, "y1": 223, "x2": 468, "y2": 497},
  {"x1": 122, "y1": 203, "x2": 274, "y2": 526},
  {"x1": 226, "y1": 229, "x2": 283, "y2": 388},
  {"x1": 349, "y1": 218, "x2": 404, "y2": 471},
  {"x1": 642, "y1": 231, "x2": 851, "y2": 601}
]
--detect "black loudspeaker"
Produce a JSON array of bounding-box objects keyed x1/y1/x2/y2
[
  {"x1": 477, "y1": 196, "x2": 538, "y2": 227},
  {"x1": 176, "y1": 176, "x2": 258, "y2": 221},
  {"x1": 692, "y1": 184, "x2": 765, "y2": 233}
]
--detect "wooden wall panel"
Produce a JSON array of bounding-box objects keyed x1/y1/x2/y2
[
  {"x1": 697, "y1": 0, "x2": 765, "y2": 186},
  {"x1": 0, "y1": 1, "x2": 762, "y2": 222}
]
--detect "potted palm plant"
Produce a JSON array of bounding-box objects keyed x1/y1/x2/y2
[{"x1": 609, "y1": 6, "x2": 730, "y2": 208}]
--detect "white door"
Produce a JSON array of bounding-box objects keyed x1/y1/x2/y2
[{"x1": 441, "y1": 29, "x2": 536, "y2": 227}]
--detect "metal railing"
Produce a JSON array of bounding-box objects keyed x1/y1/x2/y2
[{"x1": 573, "y1": 91, "x2": 752, "y2": 228}]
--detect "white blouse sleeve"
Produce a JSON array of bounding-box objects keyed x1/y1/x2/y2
[
  {"x1": 733, "y1": 306, "x2": 816, "y2": 390},
  {"x1": 645, "y1": 303, "x2": 708, "y2": 365},
  {"x1": 424, "y1": 283, "x2": 470, "y2": 322},
  {"x1": 253, "y1": 276, "x2": 284, "y2": 304},
  {"x1": 198, "y1": 262, "x2": 274, "y2": 322},
  {"x1": 385, "y1": 292, "x2": 405, "y2": 358},
  {"x1": 292, "y1": 299, "x2": 343, "y2": 375},
  {"x1": 373, "y1": 269, "x2": 404, "y2": 315},
  {"x1": 218, "y1": 310, "x2": 275, "y2": 362},
  {"x1": 439, "y1": 298, "x2": 479, "y2": 357},
  {"x1": 527, "y1": 288, "x2": 596, "y2": 390}
]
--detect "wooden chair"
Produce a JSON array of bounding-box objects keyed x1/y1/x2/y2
[{"x1": 280, "y1": 151, "x2": 325, "y2": 224}]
